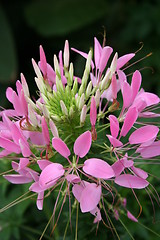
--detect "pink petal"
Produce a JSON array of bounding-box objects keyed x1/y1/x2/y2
[
  {"x1": 39, "y1": 163, "x2": 64, "y2": 188},
  {"x1": 12, "y1": 91, "x2": 24, "y2": 115},
  {"x1": 29, "y1": 181, "x2": 43, "y2": 193},
  {"x1": 39, "y1": 45, "x2": 47, "y2": 76},
  {"x1": 90, "y1": 207, "x2": 102, "y2": 223},
  {"x1": 46, "y1": 63, "x2": 56, "y2": 83},
  {"x1": 106, "y1": 135, "x2": 123, "y2": 148},
  {"x1": 90, "y1": 96, "x2": 97, "y2": 126},
  {"x1": 117, "y1": 70, "x2": 127, "y2": 89},
  {"x1": 94, "y1": 37, "x2": 102, "y2": 69},
  {"x1": 41, "y1": 117, "x2": 50, "y2": 145},
  {"x1": 52, "y1": 137, "x2": 70, "y2": 158},
  {"x1": 131, "y1": 166, "x2": 148, "y2": 179},
  {"x1": 37, "y1": 160, "x2": 52, "y2": 170},
  {"x1": 74, "y1": 131, "x2": 92, "y2": 158},
  {"x1": 129, "y1": 125, "x2": 159, "y2": 144},
  {"x1": 66, "y1": 174, "x2": 80, "y2": 183},
  {"x1": 0, "y1": 149, "x2": 11, "y2": 157},
  {"x1": 19, "y1": 158, "x2": 30, "y2": 169},
  {"x1": 6, "y1": 87, "x2": 14, "y2": 102},
  {"x1": 120, "y1": 107, "x2": 138, "y2": 137},
  {"x1": 112, "y1": 161, "x2": 125, "y2": 176},
  {"x1": 0, "y1": 137, "x2": 20, "y2": 153},
  {"x1": 117, "y1": 53, "x2": 135, "y2": 70},
  {"x1": 115, "y1": 174, "x2": 149, "y2": 189},
  {"x1": 72, "y1": 183, "x2": 84, "y2": 202},
  {"x1": 83, "y1": 158, "x2": 114, "y2": 179},
  {"x1": 122, "y1": 81, "x2": 132, "y2": 108},
  {"x1": 137, "y1": 92, "x2": 159, "y2": 107},
  {"x1": 19, "y1": 139, "x2": 31, "y2": 157},
  {"x1": 71, "y1": 47, "x2": 94, "y2": 69},
  {"x1": 4, "y1": 174, "x2": 32, "y2": 184},
  {"x1": 98, "y1": 46, "x2": 113, "y2": 73},
  {"x1": 127, "y1": 211, "x2": 138, "y2": 222},
  {"x1": 109, "y1": 115, "x2": 119, "y2": 138},
  {"x1": 131, "y1": 70, "x2": 142, "y2": 102},
  {"x1": 80, "y1": 184, "x2": 101, "y2": 212},
  {"x1": 111, "y1": 74, "x2": 117, "y2": 99},
  {"x1": 139, "y1": 141, "x2": 160, "y2": 158},
  {"x1": 37, "y1": 191, "x2": 44, "y2": 210}
]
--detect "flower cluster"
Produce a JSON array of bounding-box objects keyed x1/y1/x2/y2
[{"x1": 1, "y1": 37, "x2": 160, "y2": 234}]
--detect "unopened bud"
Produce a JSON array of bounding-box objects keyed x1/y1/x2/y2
[
  {"x1": 95, "y1": 89, "x2": 101, "y2": 106},
  {"x1": 68, "y1": 62, "x2": 74, "y2": 86},
  {"x1": 72, "y1": 78, "x2": 78, "y2": 95},
  {"x1": 53, "y1": 55, "x2": 60, "y2": 73},
  {"x1": 35, "y1": 77, "x2": 45, "y2": 94},
  {"x1": 79, "y1": 93, "x2": 85, "y2": 110},
  {"x1": 75, "y1": 95, "x2": 80, "y2": 108},
  {"x1": 42, "y1": 105, "x2": 50, "y2": 119},
  {"x1": 51, "y1": 115, "x2": 61, "y2": 121},
  {"x1": 64, "y1": 40, "x2": 70, "y2": 69},
  {"x1": 110, "y1": 52, "x2": 118, "y2": 75},
  {"x1": 86, "y1": 81, "x2": 92, "y2": 98},
  {"x1": 26, "y1": 97, "x2": 37, "y2": 110},
  {"x1": 49, "y1": 120, "x2": 59, "y2": 137},
  {"x1": 60, "y1": 100, "x2": 68, "y2": 115},
  {"x1": 80, "y1": 105, "x2": 87, "y2": 124},
  {"x1": 32, "y1": 58, "x2": 43, "y2": 79},
  {"x1": 69, "y1": 106, "x2": 74, "y2": 116},
  {"x1": 21, "y1": 73, "x2": 30, "y2": 97},
  {"x1": 56, "y1": 76, "x2": 64, "y2": 93},
  {"x1": 100, "y1": 70, "x2": 111, "y2": 90},
  {"x1": 28, "y1": 104, "x2": 38, "y2": 127}
]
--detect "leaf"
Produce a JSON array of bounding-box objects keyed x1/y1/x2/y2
[
  {"x1": 25, "y1": 0, "x2": 108, "y2": 36},
  {"x1": 0, "y1": 6, "x2": 17, "y2": 83}
]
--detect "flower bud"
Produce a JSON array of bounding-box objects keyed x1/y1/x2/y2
[
  {"x1": 80, "y1": 104, "x2": 87, "y2": 124},
  {"x1": 110, "y1": 52, "x2": 118, "y2": 75},
  {"x1": 63, "y1": 40, "x2": 70, "y2": 68},
  {"x1": 60, "y1": 100, "x2": 68, "y2": 115},
  {"x1": 32, "y1": 58, "x2": 43, "y2": 79},
  {"x1": 86, "y1": 81, "x2": 92, "y2": 98},
  {"x1": 28, "y1": 104, "x2": 38, "y2": 127},
  {"x1": 21, "y1": 73, "x2": 30, "y2": 97},
  {"x1": 95, "y1": 89, "x2": 101, "y2": 106},
  {"x1": 79, "y1": 93, "x2": 85, "y2": 110},
  {"x1": 49, "y1": 119, "x2": 59, "y2": 137}
]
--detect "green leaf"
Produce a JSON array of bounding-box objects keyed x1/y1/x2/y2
[
  {"x1": 0, "y1": 6, "x2": 17, "y2": 84},
  {"x1": 25, "y1": 0, "x2": 108, "y2": 36}
]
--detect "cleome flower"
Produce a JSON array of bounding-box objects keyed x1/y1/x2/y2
[{"x1": 0, "y1": 36, "x2": 160, "y2": 239}]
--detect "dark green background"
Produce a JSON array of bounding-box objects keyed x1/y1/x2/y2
[{"x1": 0, "y1": 0, "x2": 160, "y2": 239}]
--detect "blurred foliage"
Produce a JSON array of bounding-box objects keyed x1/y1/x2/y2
[{"x1": 0, "y1": 0, "x2": 160, "y2": 239}]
